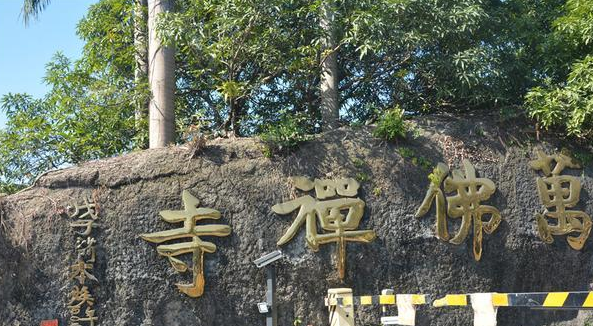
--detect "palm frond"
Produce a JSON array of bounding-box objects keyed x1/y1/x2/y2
[{"x1": 21, "y1": 0, "x2": 52, "y2": 26}]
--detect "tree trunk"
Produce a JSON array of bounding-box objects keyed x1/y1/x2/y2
[
  {"x1": 223, "y1": 97, "x2": 244, "y2": 137},
  {"x1": 134, "y1": 0, "x2": 148, "y2": 132},
  {"x1": 148, "y1": 0, "x2": 175, "y2": 148},
  {"x1": 319, "y1": 0, "x2": 339, "y2": 130}
]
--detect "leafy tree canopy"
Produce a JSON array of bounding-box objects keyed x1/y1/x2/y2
[
  {"x1": 2, "y1": 0, "x2": 592, "y2": 193},
  {"x1": 525, "y1": 0, "x2": 593, "y2": 139}
]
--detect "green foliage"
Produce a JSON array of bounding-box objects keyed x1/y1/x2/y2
[
  {"x1": 574, "y1": 151, "x2": 593, "y2": 167},
  {"x1": 525, "y1": 0, "x2": 593, "y2": 140},
  {"x1": 0, "y1": 0, "x2": 140, "y2": 191},
  {"x1": 373, "y1": 107, "x2": 410, "y2": 141},
  {"x1": 21, "y1": 0, "x2": 52, "y2": 25},
  {"x1": 157, "y1": 0, "x2": 320, "y2": 135},
  {"x1": 397, "y1": 146, "x2": 432, "y2": 170},
  {"x1": 5, "y1": 0, "x2": 593, "y2": 191},
  {"x1": 0, "y1": 55, "x2": 137, "y2": 188},
  {"x1": 398, "y1": 147, "x2": 415, "y2": 159},
  {"x1": 356, "y1": 172, "x2": 370, "y2": 183},
  {"x1": 428, "y1": 166, "x2": 446, "y2": 186},
  {"x1": 352, "y1": 158, "x2": 366, "y2": 169},
  {"x1": 413, "y1": 156, "x2": 433, "y2": 171},
  {"x1": 526, "y1": 55, "x2": 593, "y2": 139},
  {"x1": 259, "y1": 112, "x2": 313, "y2": 156},
  {"x1": 372, "y1": 187, "x2": 382, "y2": 197},
  {"x1": 338, "y1": 0, "x2": 568, "y2": 122}
]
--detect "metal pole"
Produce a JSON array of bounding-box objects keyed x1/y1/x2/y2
[{"x1": 266, "y1": 265, "x2": 277, "y2": 326}]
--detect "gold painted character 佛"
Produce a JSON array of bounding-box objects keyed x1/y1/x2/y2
[{"x1": 416, "y1": 159, "x2": 501, "y2": 261}]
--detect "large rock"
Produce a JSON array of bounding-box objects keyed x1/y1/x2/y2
[{"x1": 1, "y1": 114, "x2": 592, "y2": 326}]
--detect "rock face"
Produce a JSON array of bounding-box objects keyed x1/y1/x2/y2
[{"x1": 1, "y1": 114, "x2": 593, "y2": 326}]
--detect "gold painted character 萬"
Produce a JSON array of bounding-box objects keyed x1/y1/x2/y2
[
  {"x1": 140, "y1": 190, "x2": 231, "y2": 298},
  {"x1": 272, "y1": 177, "x2": 376, "y2": 280},
  {"x1": 530, "y1": 150, "x2": 592, "y2": 249}
]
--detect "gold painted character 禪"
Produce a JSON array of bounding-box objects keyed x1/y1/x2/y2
[
  {"x1": 272, "y1": 177, "x2": 376, "y2": 280},
  {"x1": 530, "y1": 150, "x2": 592, "y2": 249},
  {"x1": 416, "y1": 159, "x2": 501, "y2": 261},
  {"x1": 141, "y1": 190, "x2": 231, "y2": 298}
]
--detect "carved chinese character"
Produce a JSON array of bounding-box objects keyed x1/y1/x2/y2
[
  {"x1": 68, "y1": 260, "x2": 98, "y2": 285},
  {"x1": 67, "y1": 285, "x2": 95, "y2": 316},
  {"x1": 75, "y1": 237, "x2": 96, "y2": 262},
  {"x1": 141, "y1": 190, "x2": 231, "y2": 298},
  {"x1": 70, "y1": 307, "x2": 98, "y2": 326},
  {"x1": 530, "y1": 150, "x2": 592, "y2": 249},
  {"x1": 416, "y1": 159, "x2": 501, "y2": 261},
  {"x1": 67, "y1": 197, "x2": 99, "y2": 236},
  {"x1": 273, "y1": 177, "x2": 376, "y2": 280}
]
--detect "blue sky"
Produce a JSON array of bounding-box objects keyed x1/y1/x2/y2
[{"x1": 0, "y1": 0, "x2": 97, "y2": 126}]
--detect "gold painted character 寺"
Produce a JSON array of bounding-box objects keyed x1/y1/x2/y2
[
  {"x1": 272, "y1": 177, "x2": 376, "y2": 280},
  {"x1": 141, "y1": 190, "x2": 231, "y2": 298},
  {"x1": 530, "y1": 150, "x2": 592, "y2": 249},
  {"x1": 416, "y1": 159, "x2": 501, "y2": 261}
]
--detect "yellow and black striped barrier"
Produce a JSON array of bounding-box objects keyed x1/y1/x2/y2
[
  {"x1": 433, "y1": 291, "x2": 593, "y2": 309},
  {"x1": 326, "y1": 294, "x2": 428, "y2": 307}
]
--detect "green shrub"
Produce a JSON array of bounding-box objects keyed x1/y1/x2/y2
[
  {"x1": 373, "y1": 187, "x2": 382, "y2": 196},
  {"x1": 398, "y1": 147, "x2": 415, "y2": 158},
  {"x1": 352, "y1": 158, "x2": 366, "y2": 168},
  {"x1": 525, "y1": 56, "x2": 593, "y2": 140},
  {"x1": 428, "y1": 166, "x2": 447, "y2": 186},
  {"x1": 259, "y1": 113, "x2": 313, "y2": 156},
  {"x1": 373, "y1": 106, "x2": 411, "y2": 141},
  {"x1": 356, "y1": 172, "x2": 370, "y2": 182}
]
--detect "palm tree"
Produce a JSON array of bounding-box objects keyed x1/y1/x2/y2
[
  {"x1": 21, "y1": 0, "x2": 52, "y2": 25},
  {"x1": 319, "y1": 0, "x2": 339, "y2": 130},
  {"x1": 147, "y1": 0, "x2": 176, "y2": 148},
  {"x1": 21, "y1": 0, "x2": 176, "y2": 148}
]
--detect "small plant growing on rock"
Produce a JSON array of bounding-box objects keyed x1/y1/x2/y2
[
  {"x1": 373, "y1": 106, "x2": 411, "y2": 141},
  {"x1": 356, "y1": 172, "x2": 370, "y2": 182},
  {"x1": 398, "y1": 146, "x2": 415, "y2": 159},
  {"x1": 259, "y1": 113, "x2": 313, "y2": 157},
  {"x1": 428, "y1": 166, "x2": 446, "y2": 186},
  {"x1": 416, "y1": 156, "x2": 433, "y2": 171},
  {"x1": 373, "y1": 187, "x2": 382, "y2": 196},
  {"x1": 352, "y1": 157, "x2": 366, "y2": 168}
]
